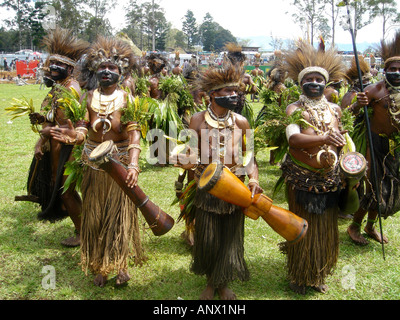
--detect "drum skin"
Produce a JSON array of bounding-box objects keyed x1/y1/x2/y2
[{"x1": 339, "y1": 152, "x2": 367, "y2": 215}]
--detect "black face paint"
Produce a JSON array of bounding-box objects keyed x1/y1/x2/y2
[
  {"x1": 214, "y1": 95, "x2": 239, "y2": 111},
  {"x1": 385, "y1": 72, "x2": 400, "y2": 87},
  {"x1": 43, "y1": 76, "x2": 55, "y2": 87},
  {"x1": 96, "y1": 69, "x2": 120, "y2": 87},
  {"x1": 302, "y1": 82, "x2": 325, "y2": 98},
  {"x1": 49, "y1": 64, "x2": 68, "y2": 81}
]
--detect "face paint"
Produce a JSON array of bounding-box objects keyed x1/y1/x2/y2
[
  {"x1": 385, "y1": 72, "x2": 400, "y2": 87},
  {"x1": 214, "y1": 94, "x2": 239, "y2": 111},
  {"x1": 96, "y1": 69, "x2": 120, "y2": 87},
  {"x1": 49, "y1": 64, "x2": 68, "y2": 81},
  {"x1": 43, "y1": 76, "x2": 55, "y2": 87},
  {"x1": 302, "y1": 82, "x2": 325, "y2": 98}
]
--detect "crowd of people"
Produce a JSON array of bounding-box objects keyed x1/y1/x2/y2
[{"x1": 12, "y1": 26, "x2": 400, "y2": 300}]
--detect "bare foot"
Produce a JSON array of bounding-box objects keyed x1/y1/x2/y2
[
  {"x1": 312, "y1": 284, "x2": 328, "y2": 294},
  {"x1": 116, "y1": 270, "x2": 130, "y2": 286},
  {"x1": 218, "y1": 286, "x2": 237, "y2": 300},
  {"x1": 347, "y1": 224, "x2": 369, "y2": 245},
  {"x1": 94, "y1": 274, "x2": 108, "y2": 287},
  {"x1": 61, "y1": 234, "x2": 81, "y2": 247},
  {"x1": 289, "y1": 282, "x2": 306, "y2": 295},
  {"x1": 180, "y1": 230, "x2": 194, "y2": 247},
  {"x1": 364, "y1": 226, "x2": 388, "y2": 244},
  {"x1": 199, "y1": 284, "x2": 215, "y2": 300}
]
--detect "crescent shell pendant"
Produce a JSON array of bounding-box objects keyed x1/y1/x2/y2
[
  {"x1": 93, "y1": 118, "x2": 112, "y2": 133},
  {"x1": 317, "y1": 149, "x2": 338, "y2": 167}
]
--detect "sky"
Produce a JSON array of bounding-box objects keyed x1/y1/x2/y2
[{"x1": 107, "y1": 0, "x2": 400, "y2": 49}]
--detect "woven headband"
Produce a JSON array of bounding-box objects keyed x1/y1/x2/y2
[
  {"x1": 48, "y1": 54, "x2": 76, "y2": 67},
  {"x1": 384, "y1": 56, "x2": 400, "y2": 68},
  {"x1": 209, "y1": 82, "x2": 240, "y2": 92},
  {"x1": 298, "y1": 66, "x2": 329, "y2": 84}
]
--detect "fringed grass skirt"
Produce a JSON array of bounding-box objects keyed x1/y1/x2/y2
[
  {"x1": 80, "y1": 141, "x2": 145, "y2": 277},
  {"x1": 284, "y1": 186, "x2": 339, "y2": 287},
  {"x1": 191, "y1": 191, "x2": 249, "y2": 288}
]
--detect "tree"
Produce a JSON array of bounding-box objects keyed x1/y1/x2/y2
[
  {"x1": 287, "y1": 0, "x2": 330, "y2": 45},
  {"x1": 213, "y1": 25, "x2": 236, "y2": 52},
  {"x1": 123, "y1": 0, "x2": 145, "y2": 50},
  {"x1": 50, "y1": 0, "x2": 88, "y2": 36},
  {"x1": 368, "y1": 0, "x2": 399, "y2": 40},
  {"x1": 339, "y1": 0, "x2": 374, "y2": 40},
  {"x1": 199, "y1": 13, "x2": 216, "y2": 51},
  {"x1": 182, "y1": 10, "x2": 198, "y2": 50},
  {"x1": 323, "y1": 0, "x2": 341, "y2": 46}
]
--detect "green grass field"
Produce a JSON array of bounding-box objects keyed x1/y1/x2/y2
[{"x1": 0, "y1": 83, "x2": 399, "y2": 301}]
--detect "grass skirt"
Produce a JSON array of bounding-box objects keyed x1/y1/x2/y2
[
  {"x1": 284, "y1": 186, "x2": 339, "y2": 287},
  {"x1": 191, "y1": 190, "x2": 249, "y2": 288},
  {"x1": 80, "y1": 141, "x2": 145, "y2": 276}
]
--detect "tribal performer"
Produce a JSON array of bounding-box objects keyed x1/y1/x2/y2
[
  {"x1": 18, "y1": 28, "x2": 88, "y2": 247},
  {"x1": 280, "y1": 41, "x2": 347, "y2": 294},
  {"x1": 174, "y1": 62, "x2": 263, "y2": 300},
  {"x1": 51, "y1": 36, "x2": 146, "y2": 287},
  {"x1": 341, "y1": 55, "x2": 373, "y2": 111},
  {"x1": 224, "y1": 43, "x2": 257, "y2": 128},
  {"x1": 147, "y1": 53, "x2": 168, "y2": 100},
  {"x1": 347, "y1": 32, "x2": 400, "y2": 245}
]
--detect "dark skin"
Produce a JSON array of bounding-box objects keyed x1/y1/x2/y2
[
  {"x1": 30, "y1": 59, "x2": 82, "y2": 247},
  {"x1": 287, "y1": 73, "x2": 347, "y2": 170},
  {"x1": 51, "y1": 62, "x2": 141, "y2": 286},
  {"x1": 347, "y1": 61, "x2": 400, "y2": 245},
  {"x1": 286, "y1": 72, "x2": 346, "y2": 294},
  {"x1": 173, "y1": 86, "x2": 263, "y2": 300}
]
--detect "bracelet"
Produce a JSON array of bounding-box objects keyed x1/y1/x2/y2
[
  {"x1": 127, "y1": 122, "x2": 142, "y2": 132},
  {"x1": 127, "y1": 163, "x2": 141, "y2": 174},
  {"x1": 127, "y1": 144, "x2": 142, "y2": 152},
  {"x1": 248, "y1": 178, "x2": 259, "y2": 185},
  {"x1": 75, "y1": 127, "x2": 88, "y2": 143}
]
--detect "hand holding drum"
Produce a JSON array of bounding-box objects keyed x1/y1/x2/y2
[
  {"x1": 89, "y1": 140, "x2": 175, "y2": 236},
  {"x1": 198, "y1": 163, "x2": 308, "y2": 244}
]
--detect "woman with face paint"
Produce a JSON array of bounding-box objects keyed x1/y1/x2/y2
[
  {"x1": 347, "y1": 32, "x2": 400, "y2": 246},
  {"x1": 51, "y1": 36, "x2": 146, "y2": 288},
  {"x1": 278, "y1": 42, "x2": 347, "y2": 295},
  {"x1": 173, "y1": 63, "x2": 263, "y2": 300}
]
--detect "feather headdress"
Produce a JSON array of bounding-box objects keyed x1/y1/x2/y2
[
  {"x1": 225, "y1": 42, "x2": 247, "y2": 65},
  {"x1": 76, "y1": 36, "x2": 136, "y2": 90},
  {"x1": 380, "y1": 31, "x2": 400, "y2": 69},
  {"x1": 146, "y1": 53, "x2": 168, "y2": 74},
  {"x1": 195, "y1": 62, "x2": 242, "y2": 93},
  {"x1": 85, "y1": 36, "x2": 136, "y2": 75},
  {"x1": 42, "y1": 28, "x2": 89, "y2": 68},
  {"x1": 345, "y1": 55, "x2": 371, "y2": 83},
  {"x1": 283, "y1": 40, "x2": 345, "y2": 85}
]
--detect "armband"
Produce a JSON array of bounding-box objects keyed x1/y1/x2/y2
[{"x1": 286, "y1": 124, "x2": 301, "y2": 142}]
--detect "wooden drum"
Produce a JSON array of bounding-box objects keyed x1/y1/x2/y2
[
  {"x1": 198, "y1": 163, "x2": 308, "y2": 244},
  {"x1": 89, "y1": 140, "x2": 175, "y2": 236},
  {"x1": 339, "y1": 152, "x2": 367, "y2": 215}
]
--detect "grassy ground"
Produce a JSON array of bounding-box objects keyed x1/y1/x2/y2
[{"x1": 0, "y1": 83, "x2": 399, "y2": 301}]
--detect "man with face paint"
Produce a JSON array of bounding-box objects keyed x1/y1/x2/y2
[
  {"x1": 51, "y1": 36, "x2": 146, "y2": 288},
  {"x1": 341, "y1": 55, "x2": 373, "y2": 112},
  {"x1": 174, "y1": 63, "x2": 263, "y2": 300},
  {"x1": 16, "y1": 28, "x2": 88, "y2": 247},
  {"x1": 347, "y1": 32, "x2": 400, "y2": 246},
  {"x1": 279, "y1": 42, "x2": 347, "y2": 295}
]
